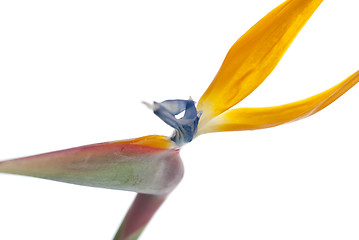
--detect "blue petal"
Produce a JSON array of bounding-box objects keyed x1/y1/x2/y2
[{"x1": 152, "y1": 99, "x2": 201, "y2": 146}]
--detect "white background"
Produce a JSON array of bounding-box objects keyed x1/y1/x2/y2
[{"x1": 1, "y1": 0, "x2": 359, "y2": 239}]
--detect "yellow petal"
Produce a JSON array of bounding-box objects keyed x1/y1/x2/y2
[
  {"x1": 197, "y1": 0, "x2": 323, "y2": 126},
  {"x1": 198, "y1": 71, "x2": 359, "y2": 134},
  {"x1": 110, "y1": 134, "x2": 175, "y2": 149}
]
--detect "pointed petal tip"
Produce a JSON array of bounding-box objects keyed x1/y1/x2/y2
[{"x1": 142, "y1": 101, "x2": 159, "y2": 111}]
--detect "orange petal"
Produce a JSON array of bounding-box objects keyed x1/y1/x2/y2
[
  {"x1": 198, "y1": 71, "x2": 359, "y2": 134},
  {"x1": 197, "y1": 0, "x2": 323, "y2": 126}
]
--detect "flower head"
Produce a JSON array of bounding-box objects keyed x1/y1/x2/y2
[{"x1": 0, "y1": 0, "x2": 358, "y2": 240}]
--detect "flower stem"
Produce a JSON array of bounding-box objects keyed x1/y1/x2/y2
[{"x1": 113, "y1": 193, "x2": 167, "y2": 240}]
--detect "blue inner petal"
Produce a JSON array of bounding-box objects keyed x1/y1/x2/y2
[{"x1": 152, "y1": 99, "x2": 201, "y2": 146}]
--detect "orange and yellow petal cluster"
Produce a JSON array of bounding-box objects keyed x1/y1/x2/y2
[{"x1": 196, "y1": 0, "x2": 358, "y2": 135}]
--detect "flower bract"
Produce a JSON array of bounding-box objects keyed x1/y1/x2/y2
[{"x1": 1, "y1": 0, "x2": 358, "y2": 239}]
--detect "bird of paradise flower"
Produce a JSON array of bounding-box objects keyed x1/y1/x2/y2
[{"x1": 0, "y1": 0, "x2": 358, "y2": 239}]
